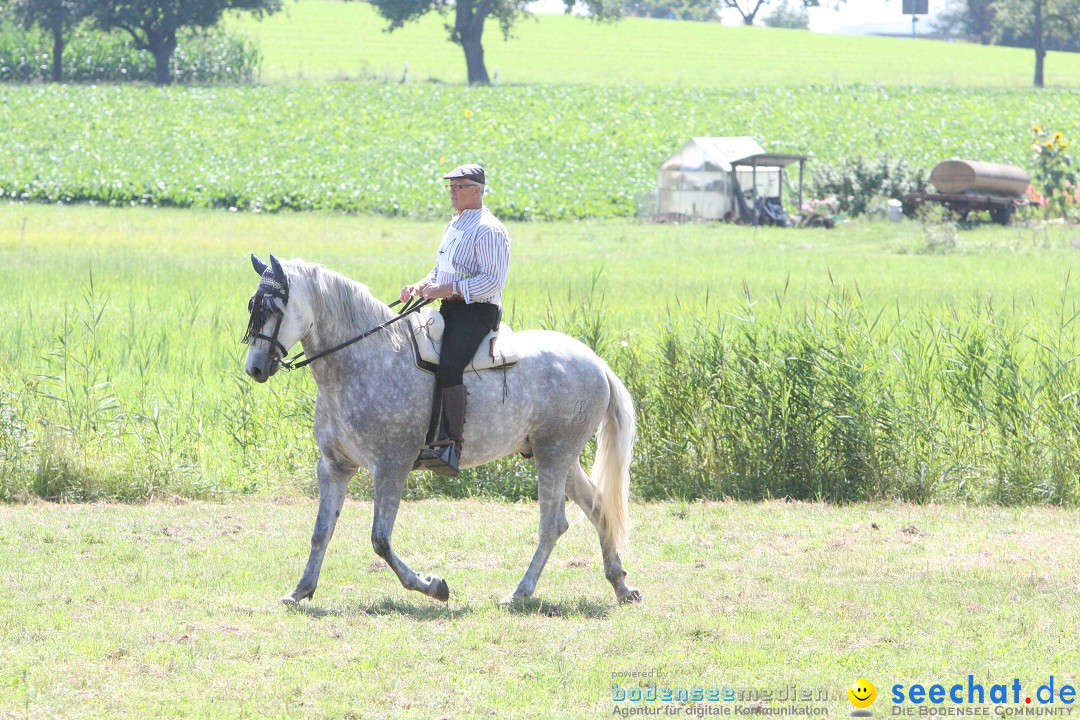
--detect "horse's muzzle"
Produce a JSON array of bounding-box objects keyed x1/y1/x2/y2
[{"x1": 246, "y1": 354, "x2": 280, "y2": 383}]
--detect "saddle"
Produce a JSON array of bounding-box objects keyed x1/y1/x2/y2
[
  {"x1": 407, "y1": 307, "x2": 518, "y2": 475},
  {"x1": 407, "y1": 306, "x2": 518, "y2": 374}
]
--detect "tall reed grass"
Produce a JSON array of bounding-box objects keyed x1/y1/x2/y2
[
  {"x1": 611, "y1": 280, "x2": 1080, "y2": 505},
  {"x1": 1, "y1": 269, "x2": 1078, "y2": 506}
]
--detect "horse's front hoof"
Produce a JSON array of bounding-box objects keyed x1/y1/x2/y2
[
  {"x1": 498, "y1": 591, "x2": 529, "y2": 608},
  {"x1": 433, "y1": 578, "x2": 450, "y2": 603},
  {"x1": 618, "y1": 587, "x2": 642, "y2": 604}
]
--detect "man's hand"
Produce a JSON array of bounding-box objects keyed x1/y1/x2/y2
[
  {"x1": 400, "y1": 282, "x2": 427, "y2": 303},
  {"x1": 420, "y1": 283, "x2": 455, "y2": 300}
]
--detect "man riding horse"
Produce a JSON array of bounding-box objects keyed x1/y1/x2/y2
[{"x1": 400, "y1": 163, "x2": 511, "y2": 475}]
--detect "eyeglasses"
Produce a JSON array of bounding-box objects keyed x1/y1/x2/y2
[{"x1": 445, "y1": 183, "x2": 481, "y2": 192}]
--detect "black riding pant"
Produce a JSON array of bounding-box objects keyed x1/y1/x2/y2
[{"x1": 437, "y1": 300, "x2": 500, "y2": 388}]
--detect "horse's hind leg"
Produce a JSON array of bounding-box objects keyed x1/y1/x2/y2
[
  {"x1": 370, "y1": 470, "x2": 450, "y2": 602},
  {"x1": 502, "y1": 451, "x2": 572, "y2": 605},
  {"x1": 567, "y1": 462, "x2": 641, "y2": 604},
  {"x1": 283, "y1": 455, "x2": 356, "y2": 604}
]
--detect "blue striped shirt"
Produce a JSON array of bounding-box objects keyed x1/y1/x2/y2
[{"x1": 422, "y1": 207, "x2": 511, "y2": 306}]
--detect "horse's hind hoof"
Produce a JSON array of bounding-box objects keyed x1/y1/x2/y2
[
  {"x1": 281, "y1": 586, "x2": 315, "y2": 605},
  {"x1": 434, "y1": 578, "x2": 450, "y2": 603},
  {"x1": 618, "y1": 587, "x2": 642, "y2": 604}
]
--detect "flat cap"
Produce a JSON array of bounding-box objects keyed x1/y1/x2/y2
[{"x1": 443, "y1": 163, "x2": 485, "y2": 185}]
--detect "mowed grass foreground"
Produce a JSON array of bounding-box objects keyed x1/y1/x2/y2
[
  {"x1": 0, "y1": 499, "x2": 1077, "y2": 719},
  {"x1": 226, "y1": 0, "x2": 1080, "y2": 87},
  {"x1": 4, "y1": 205, "x2": 1080, "y2": 505}
]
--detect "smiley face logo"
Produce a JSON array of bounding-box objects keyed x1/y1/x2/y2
[{"x1": 848, "y1": 678, "x2": 877, "y2": 709}]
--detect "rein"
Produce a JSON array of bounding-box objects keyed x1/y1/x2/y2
[{"x1": 279, "y1": 296, "x2": 434, "y2": 372}]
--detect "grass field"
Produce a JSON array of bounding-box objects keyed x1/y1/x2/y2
[
  {"x1": 4, "y1": 204, "x2": 1080, "y2": 505},
  {"x1": 9, "y1": 203, "x2": 1080, "y2": 329},
  {"x1": 226, "y1": 0, "x2": 1080, "y2": 88},
  {"x1": 1, "y1": 499, "x2": 1077, "y2": 718}
]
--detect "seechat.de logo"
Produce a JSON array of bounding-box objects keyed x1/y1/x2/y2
[{"x1": 850, "y1": 678, "x2": 878, "y2": 717}]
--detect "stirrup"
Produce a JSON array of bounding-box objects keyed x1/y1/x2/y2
[{"x1": 414, "y1": 442, "x2": 460, "y2": 476}]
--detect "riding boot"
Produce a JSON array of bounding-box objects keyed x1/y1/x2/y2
[{"x1": 416, "y1": 384, "x2": 467, "y2": 475}]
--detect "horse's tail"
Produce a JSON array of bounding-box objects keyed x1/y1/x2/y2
[{"x1": 592, "y1": 364, "x2": 635, "y2": 553}]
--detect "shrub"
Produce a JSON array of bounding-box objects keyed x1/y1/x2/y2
[
  {"x1": 0, "y1": 25, "x2": 260, "y2": 84},
  {"x1": 811, "y1": 156, "x2": 928, "y2": 217},
  {"x1": 764, "y1": 2, "x2": 810, "y2": 29}
]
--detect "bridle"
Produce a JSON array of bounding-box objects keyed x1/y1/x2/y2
[
  {"x1": 243, "y1": 272, "x2": 291, "y2": 360},
  {"x1": 243, "y1": 273, "x2": 432, "y2": 372}
]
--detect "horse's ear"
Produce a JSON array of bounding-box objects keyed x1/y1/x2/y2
[
  {"x1": 269, "y1": 254, "x2": 286, "y2": 280},
  {"x1": 251, "y1": 254, "x2": 268, "y2": 275}
]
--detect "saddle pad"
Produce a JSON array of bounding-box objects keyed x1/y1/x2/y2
[{"x1": 410, "y1": 306, "x2": 518, "y2": 372}]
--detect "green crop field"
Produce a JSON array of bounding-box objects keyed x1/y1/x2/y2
[
  {"x1": 5, "y1": 3, "x2": 1080, "y2": 219},
  {"x1": 226, "y1": 0, "x2": 1080, "y2": 88},
  {"x1": 2, "y1": 83, "x2": 1077, "y2": 220}
]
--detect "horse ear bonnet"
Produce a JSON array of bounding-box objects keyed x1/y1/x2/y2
[
  {"x1": 260, "y1": 255, "x2": 289, "y2": 298},
  {"x1": 251, "y1": 254, "x2": 268, "y2": 275},
  {"x1": 242, "y1": 254, "x2": 289, "y2": 344}
]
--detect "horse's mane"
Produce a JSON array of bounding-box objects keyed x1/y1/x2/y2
[{"x1": 285, "y1": 259, "x2": 397, "y2": 329}]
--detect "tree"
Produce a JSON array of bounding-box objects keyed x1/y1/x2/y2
[
  {"x1": 368, "y1": 0, "x2": 623, "y2": 85},
  {"x1": 90, "y1": 0, "x2": 282, "y2": 85},
  {"x1": 723, "y1": 0, "x2": 845, "y2": 26},
  {"x1": 931, "y1": 0, "x2": 996, "y2": 44},
  {"x1": 991, "y1": 0, "x2": 1080, "y2": 86},
  {"x1": 623, "y1": 0, "x2": 719, "y2": 20},
  {"x1": 723, "y1": 0, "x2": 767, "y2": 24},
  {"x1": 763, "y1": 1, "x2": 810, "y2": 27},
  {"x1": 4, "y1": 0, "x2": 92, "y2": 82}
]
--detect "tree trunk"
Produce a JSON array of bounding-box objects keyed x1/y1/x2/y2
[
  {"x1": 148, "y1": 30, "x2": 178, "y2": 85},
  {"x1": 456, "y1": 0, "x2": 491, "y2": 85},
  {"x1": 51, "y1": 28, "x2": 64, "y2": 83},
  {"x1": 461, "y1": 34, "x2": 490, "y2": 85},
  {"x1": 1033, "y1": 0, "x2": 1045, "y2": 87},
  {"x1": 727, "y1": 0, "x2": 765, "y2": 26},
  {"x1": 968, "y1": 0, "x2": 994, "y2": 45}
]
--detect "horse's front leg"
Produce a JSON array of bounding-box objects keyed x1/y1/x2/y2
[
  {"x1": 371, "y1": 470, "x2": 450, "y2": 602},
  {"x1": 282, "y1": 455, "x2": 356, "y2": 604}
]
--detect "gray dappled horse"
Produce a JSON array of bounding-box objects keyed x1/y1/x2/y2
[{"x1": 243, "y1": 255, "x2": 641, "y2": 605}]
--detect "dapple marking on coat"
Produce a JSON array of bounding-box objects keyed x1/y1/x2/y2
[{"x1": 244, "y1": 255, "x2": 640, "y2": 606}]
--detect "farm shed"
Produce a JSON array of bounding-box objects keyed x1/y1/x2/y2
[{"x1": 657, "y1": 137, "x2": 807, "y2": 223}]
